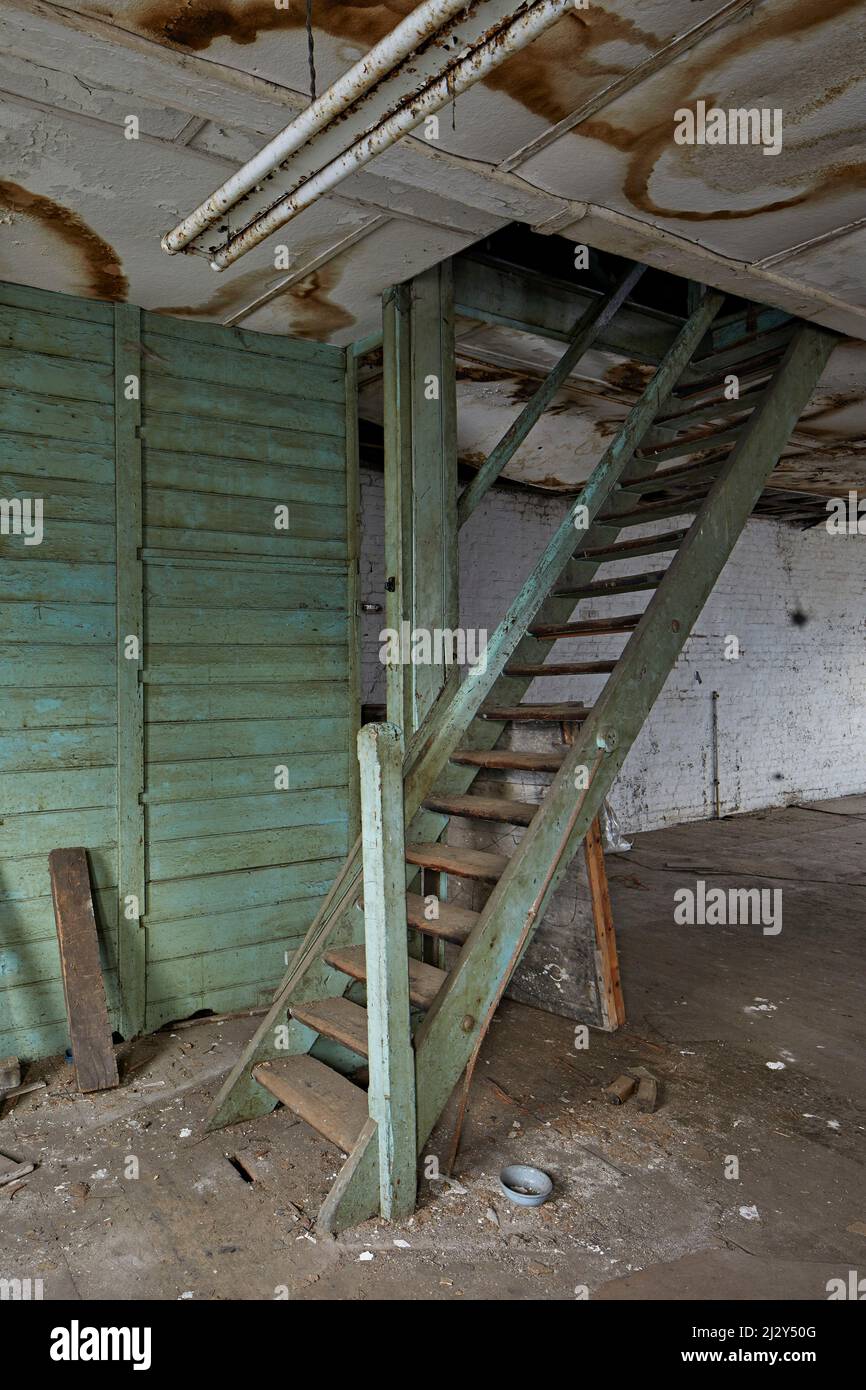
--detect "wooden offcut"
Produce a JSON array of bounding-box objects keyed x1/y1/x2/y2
[
  {"x1": 604, "y1": 1074, "x2": 637, "y2": 1106},
  {"x1": 48, "y1": 848, "x2": 119, "y2": 1093},
  {"x1": 636, "y1": 1075, "x2": 659, "y2": 1113}
]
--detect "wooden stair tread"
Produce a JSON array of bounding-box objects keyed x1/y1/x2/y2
[
  {"x1": 623, "y1": 454, "x2": 727, "y2": 490},
  {"x1": 451, "y1": 747, "x2": 566, "y2": 772},
  {"x1": 423, "y1": 792, "x2": 538, "y2": 826},
  {"x1": 506, "y1": 659, "x2": 616, "y2": 676},
  {"x1": 480, "y1": 701, "x2": 591, "y2": 722},
  {"x1": 576, "y1": 529, "x2": 688, "y2": 561},
  {"x1": 530, "y1": 615, "x2": 641, "y2": 637},
  {"x1": 601, "y1": 491, "x2": 708, "y2": 524},
  {"x1": 291, "y1": 996, "x2": 369, "y2": 1058},
  {"x1": 324, "y1": 943, "x2": 447, "y2": 1010},
  {"x1": 405, "y1": 891, "x2": 478, "y2": 944},
  {"x1": 554, "y1": 571, "x2": 665, "y2": 599},
  {"x1": 406, "y1": 841, "x2": 509, "y2": 881},
  {"x1": 252, "y1": 1054, "x2": 368, "y2": 1153}
]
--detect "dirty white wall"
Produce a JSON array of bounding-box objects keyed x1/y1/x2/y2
[{"x1": 359, "y1": 467, "x2": 866, "y2": 833}]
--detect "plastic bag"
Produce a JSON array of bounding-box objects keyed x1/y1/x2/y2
[{"x1": 601, "y1": 799, "x2": 632, "y2": 852}]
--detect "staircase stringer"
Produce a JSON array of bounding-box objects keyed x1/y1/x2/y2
[
  {"x1": 208, "y1": 292, "x2": 724, "y2": 1132},
  {"x1": 412, "y1": 322, "x2": 836, "y2": 1148}
]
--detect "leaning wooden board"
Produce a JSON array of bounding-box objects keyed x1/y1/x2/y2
[{"x1": 48, "y1": 848, "x2": 119, "y2": 1092}]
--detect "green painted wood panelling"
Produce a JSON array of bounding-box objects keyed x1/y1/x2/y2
[{"x1": 0, "y1": 279, "x2": 354, "y2": 1056}]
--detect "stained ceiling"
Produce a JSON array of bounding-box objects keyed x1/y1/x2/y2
[{"x1": 1, "y1": 0, "x2": 864, "y2": 499}]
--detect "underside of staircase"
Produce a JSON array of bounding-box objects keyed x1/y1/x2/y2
[{"x1": 205, "y1": 254, "x2": 837, "y2": 1232}]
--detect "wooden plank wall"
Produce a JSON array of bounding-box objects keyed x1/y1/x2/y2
[
  {"x1": 0, "y1": 282, "x2": 120, "y2": 1059},
  {"x1": 0, "y1": 281, "x2": 355, "y2": 1056}
]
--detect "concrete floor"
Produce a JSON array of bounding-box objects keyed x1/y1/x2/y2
[{"x1": 2, "y1": 797, "x2": 864, "y2": 1301}]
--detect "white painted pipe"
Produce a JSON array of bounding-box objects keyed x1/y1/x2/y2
[
  {"x1": 161, "y1": 0, "x2": 474, "y2": 255},
  {"x1": 210, "y1": 0, "x2": 575, "y2": 270}
]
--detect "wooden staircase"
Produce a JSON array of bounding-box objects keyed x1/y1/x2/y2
[{"x1": 206, "y1": 279, "x2": 836, "y2": 1232}]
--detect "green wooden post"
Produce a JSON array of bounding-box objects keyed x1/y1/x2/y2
[
  {"x1": 357, "y1": 721, "x2": 417, "y2": 1220},
  {"x1": 114, "y1": 303, "x2": 146, "y2": 1039},
  {"x1": 383, "y1": 264, "x2": 458, "y2": 732},
  {"x1": 345, "y1": 347, "x2": 362, "y2": 840}
]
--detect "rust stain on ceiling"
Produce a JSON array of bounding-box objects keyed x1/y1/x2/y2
[
  {"x1": 482, "y1": 7, "x2": 665, "y2": 126},
  {"x1": 156, "y1": 258, "x2": 356, "y2": 335},
  {"x1": 604, "y1": 361, "x2": 656, "y2": 393},
  {"x1": 283, "y1": 262, "x2": 357, "y2": 338},
  {"x1": 0, "y1": 181, "x2": 128, "y2": 301},
  {"x1": 131, "y1": 0, "x2": 417, "y2": 52},
  {"x1": 572, "y1": 0, "x2": 866, "y2": 223}
]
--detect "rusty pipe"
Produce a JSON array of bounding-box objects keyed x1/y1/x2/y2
[
  {"x1": 161, "y1": 0, "x2": 474, "y2": 255},
  {"x1": 208, "y1": 0, "x2": 577, "y2": 270}
]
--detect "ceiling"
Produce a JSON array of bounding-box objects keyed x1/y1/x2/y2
[{"x1": 1, "y1": 0, "x2": 864, "y2": 500}]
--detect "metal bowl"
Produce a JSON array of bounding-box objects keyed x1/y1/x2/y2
[{"x1": 498, "y1": 1163, "x2": 553, "y2": 1207}]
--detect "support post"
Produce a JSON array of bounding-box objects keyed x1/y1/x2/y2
[
  {"x1": 357, "y1": 722, "x2": 417, "y2": 1220},
  {"x1": 383, "y1": 263, "x2": 458, "y2": 731},
  {"x1": 114, "y1": 303, "x2": 146, "y2": 1039}
]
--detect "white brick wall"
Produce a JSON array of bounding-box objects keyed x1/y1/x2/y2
[{"x1": 359, "y1": 467, "x2": 866, "y2": 833}]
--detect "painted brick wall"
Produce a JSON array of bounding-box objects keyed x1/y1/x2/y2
[{"x1": 359, "y1": 467, "x2": 866, "y2": 834}]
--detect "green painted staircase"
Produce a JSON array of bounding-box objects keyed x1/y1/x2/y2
[{"x1": 206, "y1": 286, "x2": 835, "y2": 1232}]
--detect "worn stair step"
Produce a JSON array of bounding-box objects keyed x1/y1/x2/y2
[
  {"x1": 252, "y1": 1055, "x2": 368, "y2": 1153},
  {"x1": 324, "y1": 943, "x2": 447, "y2": 1010},
  {"x1": 683, "y1": 331, "x2": 791, "y2": 379},
  {"x1": 530, "y1": 615, "x2": 641, "y2": 638},
  {"x1": 636, "y1": 426, "x2": 740, "y2": 464},
  {"x1": 686, "y1": 332, "x2": 791, "y2": 383},
  {"x1": 450, "y1": 747, "x2": 566, "y2": 772},
  {"x1": 505, "y1": 659, "x2": 617, "y2": 676},
  {"x1": 290, "y1": 996, "x2": 369, "y2": 1058},
  {"x1": 600, "y1": 492, "x2": 708, "y2": 525},
  {"x1": 480, "y1": 700, "x2": 592, "y2": 722},
  {"x1": 622, "y1": 454, "x2": 728, "y2": 492},
  {"x1": 423, "y1": 791, "x2": 538, "y2": 826},
  {"x1": 554, "y1": 571, "x2": 665, "y2": 600},
  {"x1": 576, "y1": 528, "x2": 688, "y2": 562},
  {"x1": 654, "y1": 385, "x2": 765, "y2": 430},
  {"x1": 405, "y1": 891, "x2": 478, "y2": 944},
  {"x1": 405, "y1": 841, "x2": 509, "y2": 882}
]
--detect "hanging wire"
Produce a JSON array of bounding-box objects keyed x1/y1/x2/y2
[{"x1": 305, "y1": 0, "x2": 317, "y2": 103}]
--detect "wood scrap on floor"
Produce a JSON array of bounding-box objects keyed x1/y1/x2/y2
[
  {"x1": 0, "y1": 1151, "x2": 35, "y2": 1185},
  {"x1": 636, "y1": 1074, "x2": 659, "y2": 1112},
  {"x1": 1, "y1": 1080, "x2": 47, "y2": 1104},
  {"x1": 49, "y1": 847, "x2": 120, "y2": 1094},
  {"x1": 603, "y1": 1074, "x2": 637, "y2": 1105}
]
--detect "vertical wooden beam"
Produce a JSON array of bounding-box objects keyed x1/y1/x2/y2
[
  {"x1": 383, "y1": 282, "x2": 413, "y2": 731},
  {"x1": 410, "y1": 261, "x2": 458, "y2": 726},
  {"x1": 583, "y1": 816, "x2": 625, "y2": 1029},
  {"x1": 345, "y1": 347, "x2": 362, "y2": 840},
  {"x1": 357, "y1": 722, "x2": 416, "y2": 1220},
  {"x1": 382, "y1": 264, "x2": 458, "y2": 732},
  {"x1": 114, "y1": 303, "x2": 146, "y2": 1039}
]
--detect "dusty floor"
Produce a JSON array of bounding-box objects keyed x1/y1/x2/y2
[{"x1": 2, "y1": 798, "x2": 864, "y2": 1301}]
